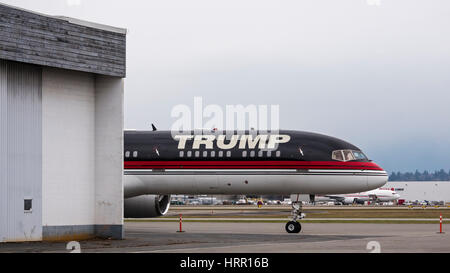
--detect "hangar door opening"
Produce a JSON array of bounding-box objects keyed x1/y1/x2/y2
[{"x1": 0, "y1": 60, "x2": 42, "y2": 242}]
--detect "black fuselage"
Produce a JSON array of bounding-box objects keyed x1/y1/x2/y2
[
  {"x1": 124, "y1": 130, "x2": 364, "y2": 162},
  {"x1": 123, "y1": 129, "x2": 387, "y2": 197}
]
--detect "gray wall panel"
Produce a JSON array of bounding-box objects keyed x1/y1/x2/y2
[
  {"x1": 0, "y1": 60, "x2": 42, "y2": 242},
  {"x1": 0, "y1": 4, "x2": 126, "y2": 77},
  {"x1": 0, "y1": 60, "x2": 7, "y2": 242}
]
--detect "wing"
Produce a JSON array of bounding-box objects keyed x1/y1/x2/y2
[{"x1": 324, "y1": 195, "x2": 345, "y2": 202}]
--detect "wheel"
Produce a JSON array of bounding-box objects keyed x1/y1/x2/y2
[
  {"x1": 295, "y1": 221, "x2": 302, "y2": 233},
  {"x1": 294, "y1": 222, "x2": 302, "y2": 233},
  {"x1": 285, "y1": 221, "x2": 296, "y2": 233},
  {"x1": 285, "y1": 221, "x2": 301, "y2": 233}
]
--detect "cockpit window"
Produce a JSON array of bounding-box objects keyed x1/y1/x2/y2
[
  {"x1": 332, "y1": 150, "x2": 367, "y2": 162},
  {"x1": 352, "y1": 151, "x2": 368, "y2": 160},
  {"x1": 332, "y1": 150, "x2": 344, "y2": 161},
  {"x1": 343, "y1": 150, "x2": 355, "y2": 161}
]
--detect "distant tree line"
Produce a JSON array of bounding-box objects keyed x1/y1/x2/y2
[{"x1": 389, "y1": 170, "x2": 450, "y2": 181}]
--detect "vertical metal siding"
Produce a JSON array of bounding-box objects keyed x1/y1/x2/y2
[
  {"x1": 0, "y1": 60, "x2": 7, "y2": 242},
  {"x1": 0, "y1": 61, "x2": 42, "y2": 242}
]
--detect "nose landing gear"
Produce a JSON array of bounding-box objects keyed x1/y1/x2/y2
[
  {"x1": 285, "y1": 202, "x2": 305, "y2": 234},
  {"x1": 285, "y1": 221, "x2": 301, "y2": 233}
]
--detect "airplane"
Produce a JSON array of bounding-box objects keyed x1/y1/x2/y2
[
  {"x1": 123, "y1": 129, "x2": 388, "y2": 233},
  {"x1": 315, "y1": 188, "x2": 401, "y2": 205},
  {"x1": 236, "y1": 198, "x2": 249, "y2": 205}
]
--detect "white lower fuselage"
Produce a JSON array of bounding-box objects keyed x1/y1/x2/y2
[{"x1": 124, "y1": 168, "x2": 388, "y2": 198}]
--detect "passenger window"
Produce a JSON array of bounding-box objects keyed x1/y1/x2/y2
[
  {"x1": 211, "y1": 151, "x2": 216, "y2": 157},
  {"x1": 276, "y1": 151, "x2": 281, "y2": 158},
  {"x1": 258, "y1": 151, "x2": 263, "y2": 157},
  {"x1": 218, "y1": 151, "x2": 223, "y2": 158},
  {"x1": 203, "y1": 151, "x2": 208, "y2": 158},
  {"x1": 133, "y1": 151, "x2": 138, "y2": 158},
  {"x1": 179, "y1": 151, "x2": 184, "y2": 158},
  {"x1": 242, "y1": 151, "x2": 247, "y2": 157},
  {"x1": 226, "y1": 151, "x2": 231, "y2": 157},
  {"x1": 195, "y1": 151, "x2": 200, "y2": 158},
  {"x1": 267, "y1": 151, "x2": 272, "y2": 157},
  {"x1": 125, "y1": 151, "x2": 130, "y2": 158},
  {"x1": 187, "y1": 151, "x2": 192, "y2": 157},
  {"x1": 250, "y1": 151, "x2": 255, "y2": 158}
]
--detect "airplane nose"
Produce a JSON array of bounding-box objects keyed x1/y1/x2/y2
[
  {"x1": 367, "y1": 176, "x2": 388, "y2": 190},
  {"x1": 367, "y1": 173, "x2": 388, "y2": 191},
  {"x1": 365, "y1": 162, "x2": 388, "y2": 190}
]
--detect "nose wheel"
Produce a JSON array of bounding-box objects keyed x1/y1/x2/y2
[
  {"x1": 285, "y1": 202, "x2": 305, "y2": 234},
  {"x1": 285, "y1": 221, "x2": 302, "y2": 233}
]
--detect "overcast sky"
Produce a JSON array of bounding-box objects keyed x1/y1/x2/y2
[{"x1": 3, "y1": 0, "x2": 450, "y2": 172}]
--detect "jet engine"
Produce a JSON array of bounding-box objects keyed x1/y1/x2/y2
[
  {"x1": 343, "y1": 197, "x2": 364, "y2": 205},
  {"x1": 124, "y1": 195, "x2": 171, "y2": 218}
]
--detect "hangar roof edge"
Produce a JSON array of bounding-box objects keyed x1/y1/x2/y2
[{"x1": 0, "y1": 2, "x2": 127, "y2": 34}]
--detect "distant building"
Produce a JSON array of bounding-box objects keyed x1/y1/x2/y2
[
  {"x1": 386, "y1": 182, "x2": 450, "y2": 202},
  {"x1": 0, "y1": 3, "x2": 126, "y2": 242}
]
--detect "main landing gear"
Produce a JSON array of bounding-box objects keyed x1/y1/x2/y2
[{"x1": 285, "y1": 202, "x2": 305, "y2": 234}]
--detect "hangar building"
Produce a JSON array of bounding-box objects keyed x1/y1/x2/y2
[
  {"x1": 0, "y1": 3, "x2": 126, "y2": 242},
  {"x1": 386, "y1": 182, "x2": 450, "y2": 203}
]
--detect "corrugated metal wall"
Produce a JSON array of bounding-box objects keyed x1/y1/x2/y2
[
  {"x1": 0, "y1": 60, "x2": 42, "y2": 242},
  {"x1": 0, "y1": 60, "x2": 7, "y2": 242}
]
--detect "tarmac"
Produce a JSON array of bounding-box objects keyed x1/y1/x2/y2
[{"x1": 0, "y1": 221, "x2": 448, "y2": 253}]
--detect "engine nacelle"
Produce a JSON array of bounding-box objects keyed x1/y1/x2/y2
[
  {"x1": 343, "y1": 197, "x2": 364, "y2": 205},
  {"x1": 124, "y1": 195, "x2": 171, "y2": 218}
]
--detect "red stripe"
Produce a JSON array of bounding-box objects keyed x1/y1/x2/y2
[{"x1": 124, "y1": 161, "x2": 384, "y2": 171}]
